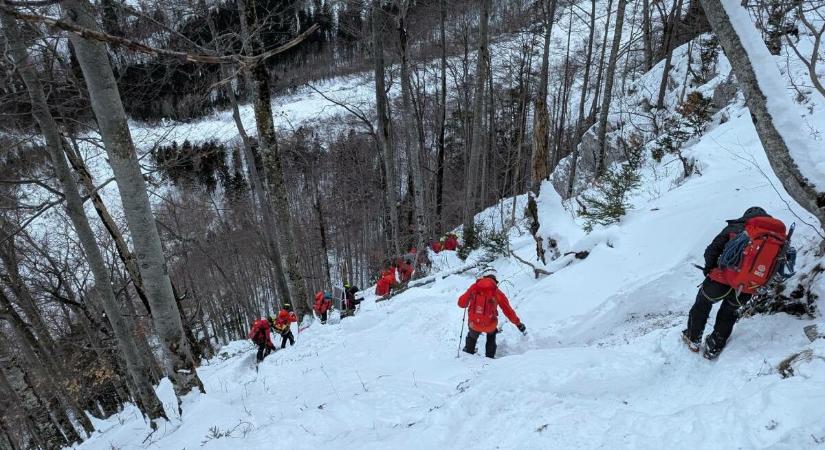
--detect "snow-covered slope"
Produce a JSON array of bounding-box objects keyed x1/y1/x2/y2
[{"x1": 74, "y1": 87, "x2": 825, "y2": 448}]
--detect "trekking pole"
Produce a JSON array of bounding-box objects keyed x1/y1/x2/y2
[{"x1": 457, "y1": 306, "x2": 467, "y2": 358}]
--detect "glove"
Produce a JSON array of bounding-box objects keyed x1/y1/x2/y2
[
  {"x1": 517, "y1": 323, "x2": 526, "y2": 333},
  {"x1": 702, "y1": 266, "x2": 711, "y2": 277}
]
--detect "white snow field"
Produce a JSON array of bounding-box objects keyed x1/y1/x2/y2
[{"x1": 75, "y1": 98, "x2": 825, "y2": 449}]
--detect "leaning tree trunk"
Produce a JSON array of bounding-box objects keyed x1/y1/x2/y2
[
  {"x1": 595, "y1": 0, "x2": 627, "y2": 178},
  {"x1": 699, "y1": 0, "x2": 825, "y2": 228},
  {"x1": 372, "y1": 1, "x2": 401, "y2": 256},
  {"x1": 59, "y1": 0, "x2": 203, "y2": 397},
  {"x1": 461, "y1": 0, "x2": 492, "y2": 244},
  {"x1": 0, "y1": 11, "x2": 168, "y2": 423}
]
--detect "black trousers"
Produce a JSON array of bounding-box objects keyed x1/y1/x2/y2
[
  {"x1": 464, "y1": 329, "x2": 498, "y2": 358},
  {"x1": 319, "y1": 310, "x2": 328, "y2": 324},
  {"x1": 280, "y1": 331, "x2": 295, "y2": 349},
  {"x1": 256, "y1": 342, "x2": 272, "y2": 362},
  {"x1": 686, "y1": 279, "x2": 751, "y2": 350}
]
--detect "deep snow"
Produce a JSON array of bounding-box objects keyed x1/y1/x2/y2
[
  {"x1": 60, "y1": 3, "x2": 825, "y2": 449},
  {"x1": 74, "y1": 98, "x2": 825, "y2": 448}
]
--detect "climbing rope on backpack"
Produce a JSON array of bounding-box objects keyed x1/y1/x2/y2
[{"x1": 718, "y1": 231, "x2": 750, "y2": 270}]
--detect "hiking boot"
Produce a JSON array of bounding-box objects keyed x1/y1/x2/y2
[
  {"x1": 703, "y1": 334, "x2": 724, "y2": 360},
  {"x1": 462, "y1": 347, "x2": 476, "y2": 355},
  {"x1": 682, "y1": 329, "x2": 701, "y2": 352}
]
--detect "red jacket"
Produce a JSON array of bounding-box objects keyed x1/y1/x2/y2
[
  {"x1": 431, "y1": 241, "x2": 443, "y2": 253},
  {"x1": 375, "y1": 267, "x2": 397, "y2": 296},
  {"x1": 444, "y1": 235, "x2": 458, "y2": 251},
  {"x1": 457, "y1": 277, "x2": 521, "y2": 333},
  {"x1": 248, "y1": 318, "x2": 273, "y2": 346},
  {"x1": 273, "y1": 310, "x2": 297, "y2": 335},
  {"x1": 313, "y1": 292, "x2": 332, "y2": 314}
]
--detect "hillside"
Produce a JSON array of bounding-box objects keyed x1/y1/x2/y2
[{"x1": 75, "y1": 74, "x2": 825, "y2": 448}]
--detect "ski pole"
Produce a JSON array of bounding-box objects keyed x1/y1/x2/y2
[{"x1": 457, "y1": 306, "x2": 467, "y2": 358}]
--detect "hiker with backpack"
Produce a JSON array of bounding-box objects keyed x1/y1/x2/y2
[
  {"x1": 683, "y1": 207, "x2": 789, "y2": 359},
  {"x1": 248, "y1": 316, "x2": 276, "y2": 362},
  {"x1": 458, "y1": 268, "x2": 526, "y2": 358},
  {"x1": 314, "y1": 291, "x2": 333, "y2": 324},
  {"x1": 273, "y1": 309, "x2": 298, "y2": 348}
]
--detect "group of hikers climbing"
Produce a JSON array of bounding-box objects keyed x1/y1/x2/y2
[
  {"x1": 248, "y1": 307, "x2": 298, "y2": 362},
  {"x1": 249, "y1": 206, "x2": 795, "y2": 363}
]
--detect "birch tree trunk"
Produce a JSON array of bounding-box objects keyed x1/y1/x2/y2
[
  {"x1": 0, "y1": 8, "x2": 167, "y2": 422},
  {"x1": 596, "y1": 0, "x2": 627, "y2": 178},
  {"x1": 462, "y1": 0, "x2": 492, "y2": 242},
  {"x1": 699, "y1": 0, "x2": 825, "y2": 227},
  {"x1": 59, "y1": 0, "x2": 203, "y2": 396}
]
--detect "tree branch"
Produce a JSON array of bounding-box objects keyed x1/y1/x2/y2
[{"x1": 0, "y1": 4, "x2": 319, "y2": 67}]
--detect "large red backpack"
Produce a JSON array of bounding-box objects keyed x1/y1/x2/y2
[
  {"x1": 711, "y1": 216, "x2": 787, "y2": 294},
  {"x1": 469, "y1": 288, "x2": 498, "y2": 328}
]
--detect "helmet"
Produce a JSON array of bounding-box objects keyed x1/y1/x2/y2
[
  {"x1": 344, "y1": 283, "x2": 351, "y2": 289},
  {"x1": 324, "y1": 292, "x2": 332, "y2": 299},
  {"x1": 743, "y1": 206, "x2": 767, "y2": 218},
  {"x1": 479, "y1": 267, "x2": 498, "y2": 282}
]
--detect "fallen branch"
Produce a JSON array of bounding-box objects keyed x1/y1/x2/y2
[{"x1": 509, "y1": 251, "x2": 553, "y2": 279}]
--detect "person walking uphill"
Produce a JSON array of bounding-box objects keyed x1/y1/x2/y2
[
  {"x1": 458, "y1": 268, "x2": 526, "y2": 358},
  {"x1": 248, "y1": 316, "x2": 276, "y2": 362},
  {"x1": 273, "y1": 309, "x2": 298, "y2": 348},
  {"x1": 683, "y1": 207, "x2": 788, "y2": 360}
]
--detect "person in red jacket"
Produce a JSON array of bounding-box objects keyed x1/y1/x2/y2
[
  {"x1": 375, "y1": 265, "x2": 397, "y2": 296},
  {"x1": 443, "y1": 233, "x2": 458, "y2": 251},
  {"x1": 457, "y1": 268, "x2": 526, "y2": 358},
  {"x1": 430, "y1": 240, "x2": 443, "y2": 253},
  {"x1": 397, "y1": 257, "x2": 413, "y2": 283},
  {"x1": 273, "y1": 309, "x2": 298, "y2": 348},
  {"x1": 248, "y1": 316, "x2": 275, "y2": 362},
  {"x1": 313, "y1": 291, "x2": 333, "y2": 324}
]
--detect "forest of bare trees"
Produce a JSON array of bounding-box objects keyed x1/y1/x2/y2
[{"x1": 0, "y1": 0, "x2": 823, "y2": 448}]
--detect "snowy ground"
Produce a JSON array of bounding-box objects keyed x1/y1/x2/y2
[{"x1": 74, "y1": 93, "x2": 825, "y2": 448}]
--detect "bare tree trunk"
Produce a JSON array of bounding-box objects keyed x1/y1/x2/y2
[
  {"x1": 642, "y1": 0, "x2": 653, "y2": 71},
  {"x1": 656, "y1": 0, "x2": 684, "y2": 109},
  {"x1": 436, "y1": 0, "x2": 448, "y2": 234},
  {"x1": 0, "y1": 10, "x2": 168, "y2": 423},
  {"x1": 243, "y1": 0, "x2": 311, "y2": 319},
  {"x1": 589, "y1": 0, "x2": 614, "y2": 124},
  {"x1": 700, "y1": 0, "x2": 825, "y2": 227},
  {"x1": 596, "y1": 0, "x2": 627, "y2": 178},
  {"x1": 0, "y1": 290, "x2": 82, "y2": 445},
  {"x1": 569, "y1": 0, "x2": 597, "y2": 197},
  {"x1": 371, "y1": 2, "x2": 400, "y2": 256},
  {"x1": 209, "y1": 5, "x2": 292, "y2": 308},
  {"x1": 59, "y1": 0, "x2": 203, "y2": 397},
  {"x1": 397, "y1": 1, "x2": 426, "y2": 257},
  {"x1": 530, "y1": 0, "x2": 557, "y2": 193},
  {"x1": 462, "y1": 0, "x2": 492, "y2": 242}
]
